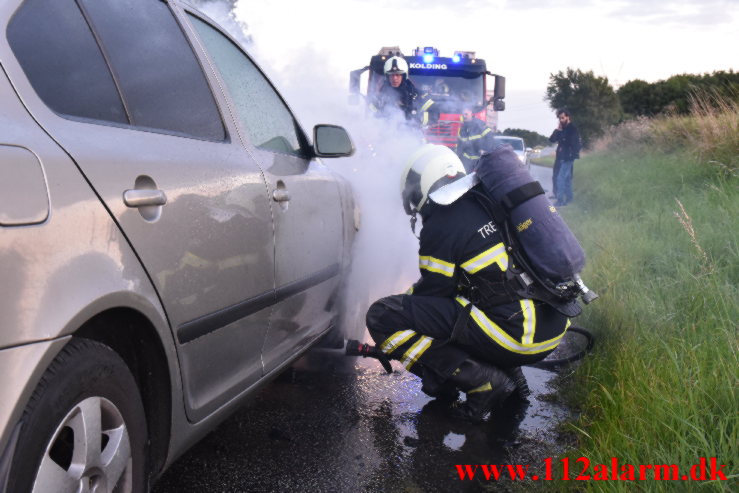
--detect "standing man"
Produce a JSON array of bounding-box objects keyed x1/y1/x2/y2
[
  {"x1": 549, "y1": 109, "x2": 581, "y2": 206},
  {"x1": 369, "y1": 56, "x2": 437, "y2": 127},
  {"x1": 456, "y1": 105, "x2": 495, "y2": 172}
]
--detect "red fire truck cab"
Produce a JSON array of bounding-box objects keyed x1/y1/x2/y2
[{"x1": 349, "y1": 46, "x2": 505, "y2": 148}]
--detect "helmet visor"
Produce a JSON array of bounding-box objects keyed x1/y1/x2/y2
[{"x1": 429, "y1": 172, "x2": 480, "y2": 205}]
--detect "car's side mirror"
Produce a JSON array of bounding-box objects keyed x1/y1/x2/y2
[{"x1": 313, "y1": 124, "x2": 355, "y2": 157}]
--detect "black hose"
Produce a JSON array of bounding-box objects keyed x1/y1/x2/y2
[{"x1": 527, "y1": 325, "x2": 594, "y2": 371}]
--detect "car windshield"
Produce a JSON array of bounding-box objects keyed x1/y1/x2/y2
[
  {"x1": 410, "y1": 73, "x2": 484, "y2": 113},
  {"x1": 495, "y1": 137, "x2": 524, "y2": 151}
]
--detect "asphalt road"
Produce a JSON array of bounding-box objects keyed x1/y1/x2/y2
[
  {"x1": 528, "y1": 163, "x2": 554, "y2": 198},
  {"x1": 154, "y1": 346, "x2": 572, "y2": 491}
]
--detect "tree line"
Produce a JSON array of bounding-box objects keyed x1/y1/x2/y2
[
  {"x1": 500, "y1": 128, "x2": 551, "y2": 147},
  {"x1": 545, "y1": 68, "x2": 738, "y2": 148}
]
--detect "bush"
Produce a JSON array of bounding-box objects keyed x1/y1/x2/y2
[{"x1": 595, "y1": 91, "x2": 739, "y2": 175}]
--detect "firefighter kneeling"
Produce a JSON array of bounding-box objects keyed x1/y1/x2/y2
[{"x1": 363, "y1": 145, "x2": 570, "y2": 422}]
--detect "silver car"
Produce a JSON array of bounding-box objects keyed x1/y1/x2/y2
[
  {"x1": 493, "y1": 135, "x2": 531, "y2": 168},
  {"x1": 0, "y1": 1, "x2": 357, "y2": 491}
]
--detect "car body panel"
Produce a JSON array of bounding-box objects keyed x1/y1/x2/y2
[
  {"x1": 259, "y1": 151, "x2": 344, "y2": 373},
  {"x1": 0, "y1": 63, "x2": 166, "y2": 350},
  {"x1": 180, "y1": 9, "x2": 346, "y2": 372},
  {"x1": 0, "y1": 60, "x2": 178, "y2": 460}
]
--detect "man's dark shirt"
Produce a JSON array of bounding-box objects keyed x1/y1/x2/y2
[{"x1": 549, "y1": 122, "x2": 581, "y2": 162}]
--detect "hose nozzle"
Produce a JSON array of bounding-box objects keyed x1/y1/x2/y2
[
  {"x1": 346, "y1": 340, "x2": 393, "y2": 374},
  {"x1": 574, "y1": 274, "x2": 599, "y2": 304}
]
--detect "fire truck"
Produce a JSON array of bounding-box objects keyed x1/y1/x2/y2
[{"x1": 349, "y1": 46, "x2": 505, "y2": 148}]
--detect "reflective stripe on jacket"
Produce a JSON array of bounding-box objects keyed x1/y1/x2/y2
[{"x1": 456, "y1": 119, "x2": 494, "y2": 172}]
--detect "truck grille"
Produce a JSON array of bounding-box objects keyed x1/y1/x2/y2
[{"x1": 424, "y1": 118, "x2": 461, "y2": 148}]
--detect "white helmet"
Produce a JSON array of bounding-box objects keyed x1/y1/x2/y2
[
  {"x1": 384, "y1": 56, "x2": 409, "y2": 76},
  {"x1": 401, "y1": 144, "x2": 469, "y2": 215}
]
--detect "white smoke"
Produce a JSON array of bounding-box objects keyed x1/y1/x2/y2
[{"x1": 199, "y1": 1, "x2": 424, "y2": 338}]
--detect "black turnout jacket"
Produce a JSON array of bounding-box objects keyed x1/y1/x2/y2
[
  {"x1": 369, "y1": 78, "x2": 436, "y2": 125},
  {"x1": 410, "y1": 191, "x2": 569, "y2": 357}
]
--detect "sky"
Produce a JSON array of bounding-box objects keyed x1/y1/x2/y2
[{"x1": 216, "y1": 0, "x2": 739, "y2": 136}]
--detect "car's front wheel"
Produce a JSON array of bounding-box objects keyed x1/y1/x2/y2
[{"x1": 7, "y1": 338, "x2": 148, "y2": 493}]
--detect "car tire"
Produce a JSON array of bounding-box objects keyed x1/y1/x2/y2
[{"x1": 6, "y1": 338, "x2": 148, "y2": 493}]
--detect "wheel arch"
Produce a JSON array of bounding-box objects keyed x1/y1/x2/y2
[{"x1": 75, "y1": 307, "x2": 172, "y2": 481}]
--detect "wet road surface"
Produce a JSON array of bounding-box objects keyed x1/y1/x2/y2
[
  {"x1": 528, "y1": 163, "x2": 553, "y2": 197},
  {"x1": 154, "y1": 343, "x2": 572, "y2": 492}
]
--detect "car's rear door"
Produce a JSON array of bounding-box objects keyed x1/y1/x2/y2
[
  {"x1": 2, "y1": 0, "x2": 275, "y2": 422},
  {"x1": 185, "y1": 12, "x2": 345, "y2": 373}
]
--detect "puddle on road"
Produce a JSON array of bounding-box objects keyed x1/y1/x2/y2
[{"x1": 347, "y1": 353, "x2": 571, "y2": 462}]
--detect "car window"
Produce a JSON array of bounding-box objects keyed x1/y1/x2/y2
[
  {"x1": 7, "y1": 0, "x2": 127, "y2": 124},
  {"x1": 78, "y1": 0, "x2": 225, "y2": 141},
  {"x1": 495, "y1": 137, "x2": 524, "y2": 151},
  {"x1": 189, "y1": 15, "x2": 306, "y2": 157},
  {"x1": 510, "y1": 139, "x2": 524, "y2": 151}
]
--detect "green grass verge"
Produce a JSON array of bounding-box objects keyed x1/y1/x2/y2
[{"x1": 550, "y1": 149, "x2": 738, "y2": 491}]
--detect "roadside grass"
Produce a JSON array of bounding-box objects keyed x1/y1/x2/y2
[
  {"x1": 593, "y1": 90, "x2": 738, "y2": 177},
  {"x1": 548, "y1": 144, "x2": 737, "y2": 489}
]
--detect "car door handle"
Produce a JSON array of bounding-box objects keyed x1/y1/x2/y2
[
  {"x1": 123, "y1": 189, "x2": 167, "y2": 208},
  {"x1": 272, "y1": 189, "x2": 290, "y2": 202}
]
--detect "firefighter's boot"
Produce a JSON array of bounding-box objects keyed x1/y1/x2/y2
[
  {"x1": 503, "y1": 366, "x2": 531, "y2": 398},
  {"x1": 448, "y1": 359, "x2": 515, "y2": 422},
  {"x1": 430, "y1": 382, "x2": 460, "y2": 403},
  {"x1": 406, "y1": 364, "x2": 460, "y2": 403},
  {"x1": 421, "y1": 378, "x2": 459, "y2": 403}
]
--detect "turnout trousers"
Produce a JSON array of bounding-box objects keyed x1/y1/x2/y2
[{"x1": 366, "y1": 294, "x2": 561, "y2": 394}]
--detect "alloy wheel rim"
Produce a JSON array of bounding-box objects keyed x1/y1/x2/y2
[{"x1": 32, "y1": 396, "x2": 132, "y2": 493}]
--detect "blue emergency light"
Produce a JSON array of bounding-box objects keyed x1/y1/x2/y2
[
  {"x1": 423, "y1": 53, "x2": 434, "y2": 63},
  {"x1": 452, "y1": 54, "x2": 461, "y2": 63}
]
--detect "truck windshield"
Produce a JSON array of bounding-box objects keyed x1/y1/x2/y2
[{"x1": 410, "y1": 73, "x2": 484, "y2": 113}]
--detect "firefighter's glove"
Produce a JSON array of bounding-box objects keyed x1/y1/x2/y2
[{"x1": 346, "y1": 340, "x2": 393, "y2": 374}]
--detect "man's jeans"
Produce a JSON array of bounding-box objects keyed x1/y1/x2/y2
[{"x1": 554, "y1": 159, "x2": 574, "y2": 204}]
